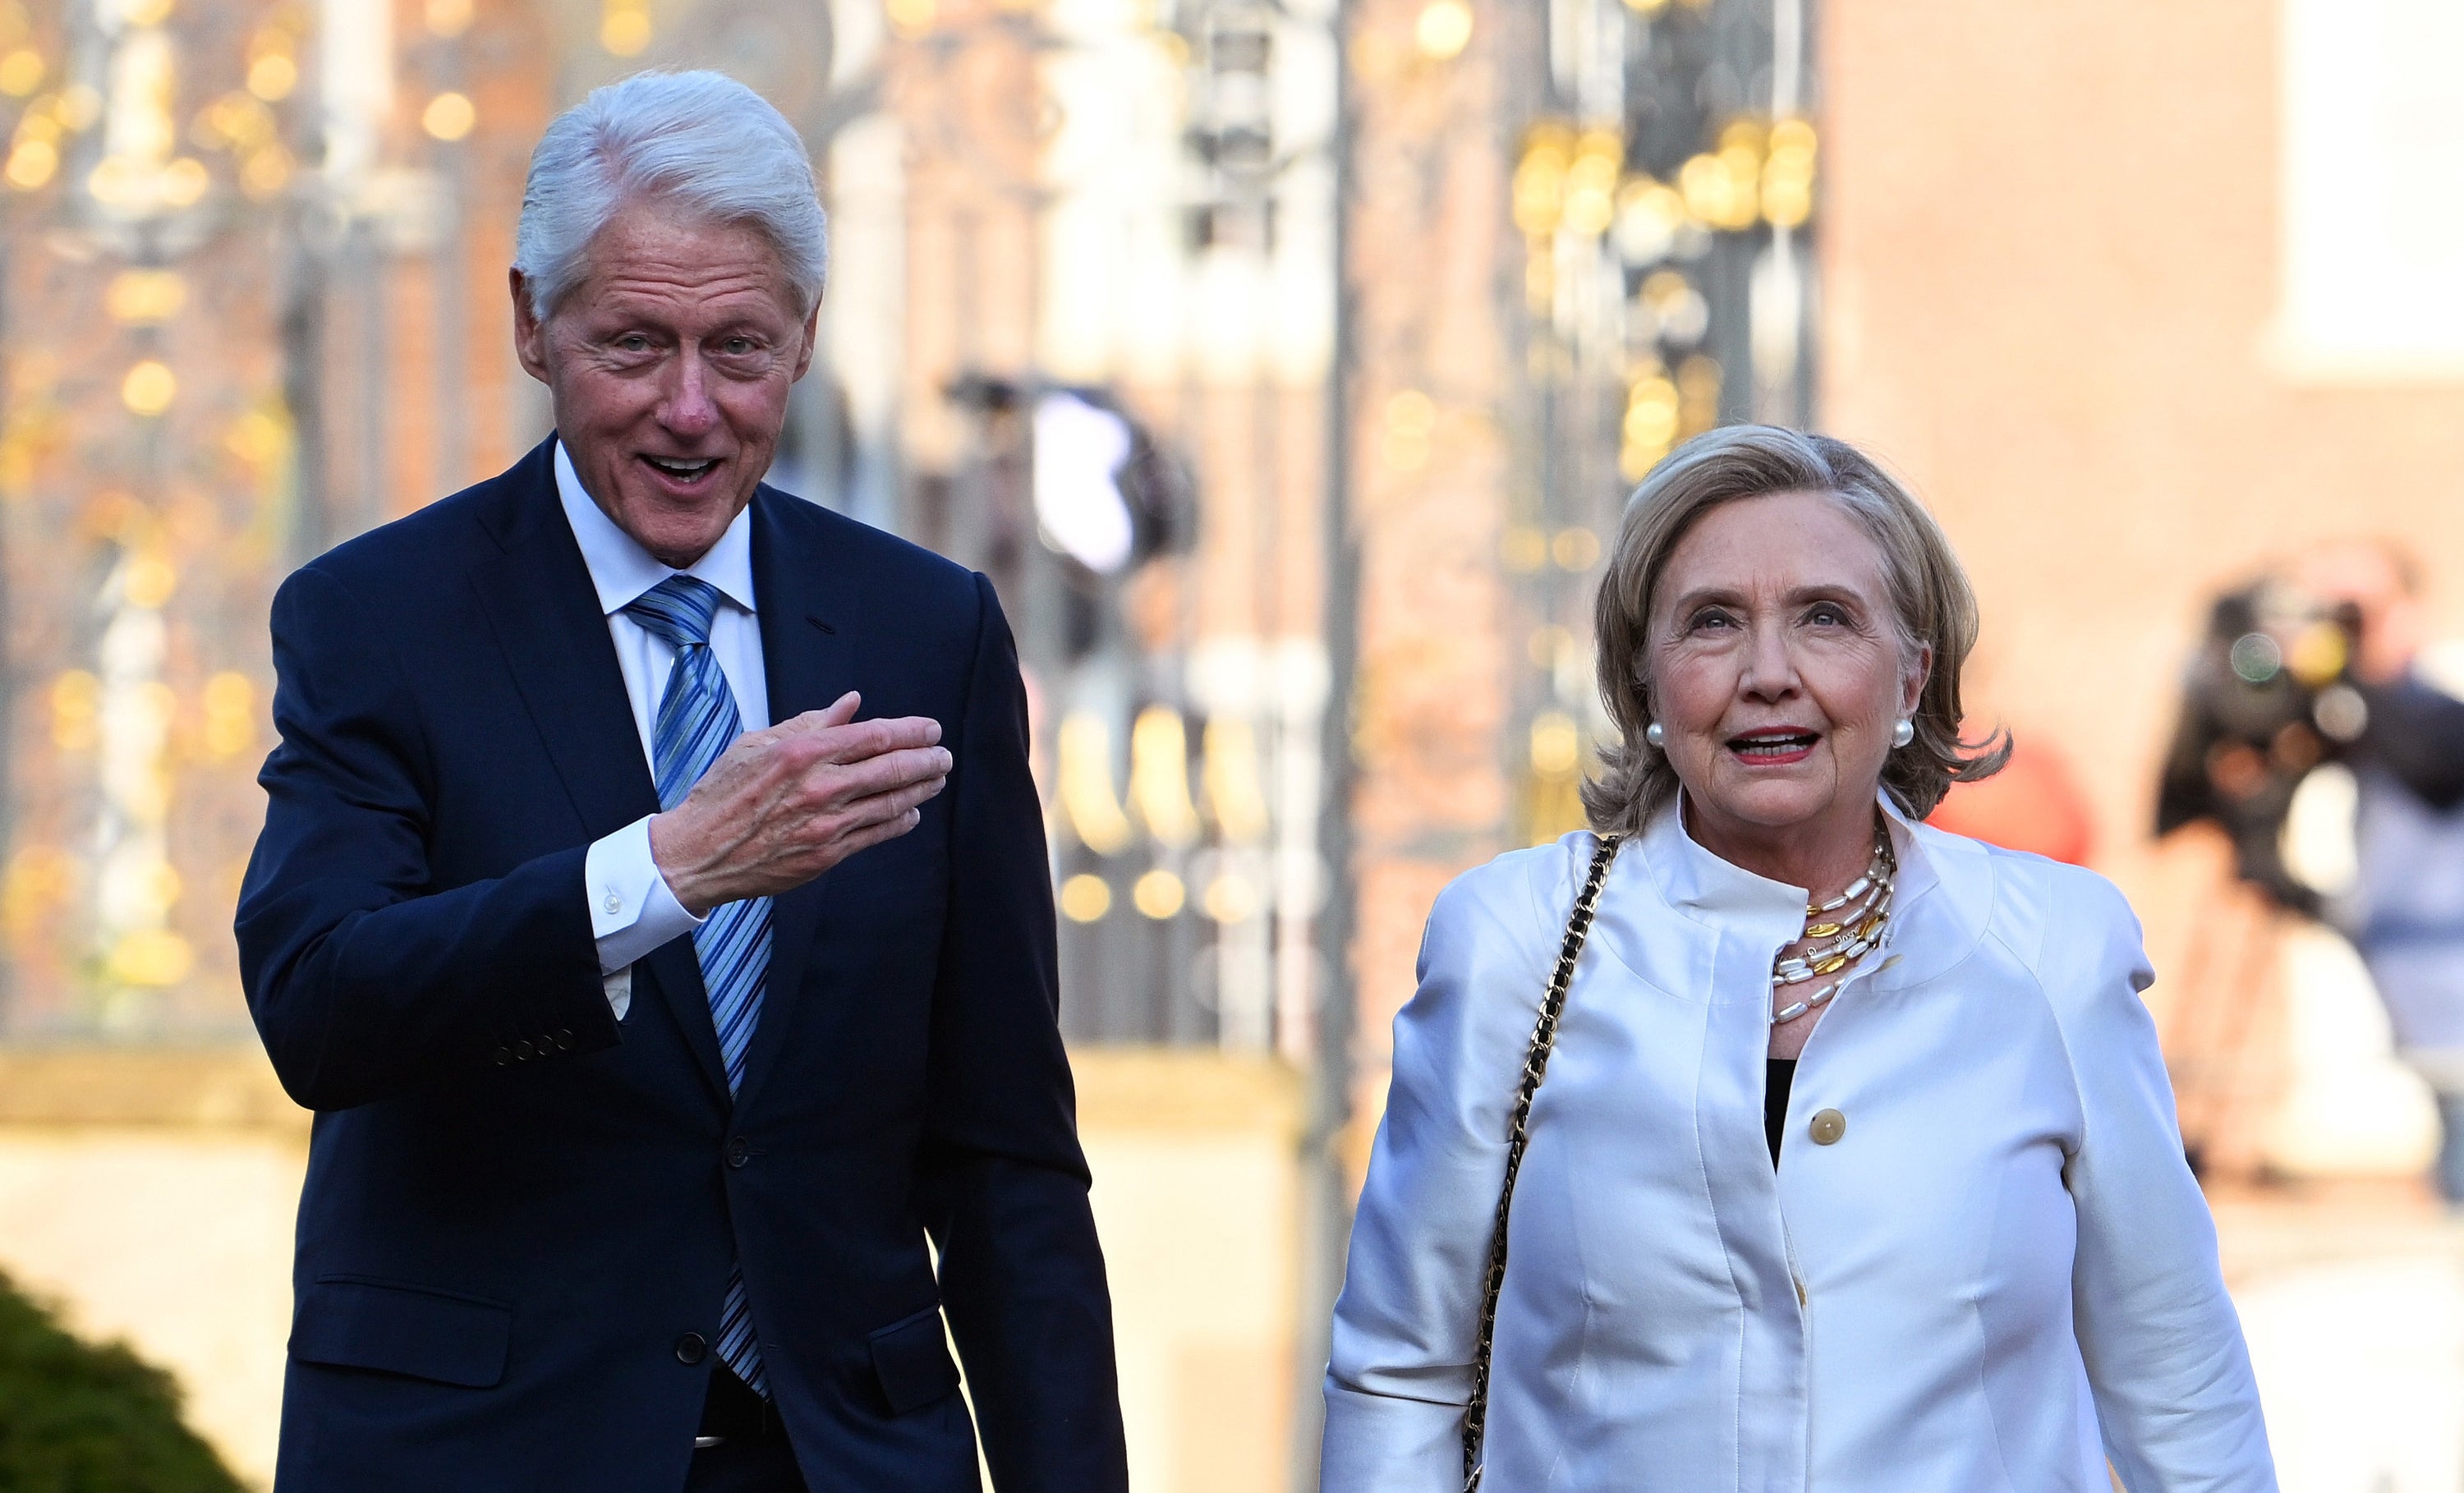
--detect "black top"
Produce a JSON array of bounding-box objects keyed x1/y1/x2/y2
[{"x1": 1765, "y1": 1059, "x2": 1797, "y2": 1166}]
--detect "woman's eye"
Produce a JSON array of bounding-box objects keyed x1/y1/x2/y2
[
  {"x1": 1689, "y1": 610, "x2": 1735, "y2": 632},
  {"x1": 1809, "y1": 604, "x2": 1848, "y2": 627}
]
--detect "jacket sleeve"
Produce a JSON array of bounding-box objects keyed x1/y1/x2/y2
[
  {"x1": 913, "y1": 573, "x2": 1128, "y2": 1493},
  {"x1": 2052, "y1": 867, "x2": 2278, "y2": 1492},
  {"x1": 235, "y1": 563, "x2": 618, "y2": 1112},
  {"x1": 2359, "y1": 673, "x2": 2464, "y2": 812},
  {"x1": 1320, "y1": 848, "x2": 1567, "y2": 1493}
]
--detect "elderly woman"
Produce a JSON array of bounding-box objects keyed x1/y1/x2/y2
[{"x1": 1321, "y1": 427, "x2": 2276, "y2": 1492}]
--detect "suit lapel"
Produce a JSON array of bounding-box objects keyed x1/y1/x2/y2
[
  {"x1": 733, "y1": 489, "x2": 854, "y2": 1114},
  {"x1": 467, "y1": 439, "x2": 731, "y2": 1103}
]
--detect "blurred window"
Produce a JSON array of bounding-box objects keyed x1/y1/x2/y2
[{"x1": 2276, "y1": 0, "x2": 2464, "y2": 376}]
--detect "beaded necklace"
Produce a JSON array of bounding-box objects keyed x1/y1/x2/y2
[{"x1": 1769, "y1": 825, "x2": 1896, "y2": 1027}]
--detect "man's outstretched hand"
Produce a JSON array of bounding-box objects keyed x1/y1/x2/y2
[{"x1": 648, "y1": 691, "x2": 950, "y2": 914}]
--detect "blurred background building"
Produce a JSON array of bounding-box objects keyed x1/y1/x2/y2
[{"x1": 0, "y1": 0, "x2": 2461, "y2": 1488}]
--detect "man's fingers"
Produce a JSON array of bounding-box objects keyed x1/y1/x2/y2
[
  {"x1": 814, "y1": 714, "x2": 942, "y2": 765},
  {"x1": 825, "y1": 770, "x2": 949, "y2": 830},
  {"x1": 770, "y1": 694, "x2": 863, "y2": 740},
  {"x1": 823, "y1": 716, "x2": 941, "y2": 765},
  {"x1": 857, "y1": 806, "x2": 923, "y2": 846},
  {"x1": 855, "y1": 754, "x2": 949, "y2": 807},
  {"x1": 833, "y1": 805, "x2": 926, "y2": 859},
  {"x1": 873, "y1": 774, "x2": 948, "y2": 815},
  {"x1": 801, "y1": 802, "x2": 920, "y2": 869},
  {"x1": 804, "y1": 744, "x2": 951, "y2": 805},
  {"x1": 871, "y1": 745, "x2": 952, "y2": 788},
  {"x1": 820, "y1": 772, "x2": 946, "y2": 838}
]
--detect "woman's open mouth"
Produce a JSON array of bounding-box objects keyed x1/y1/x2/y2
[{"x1": 1727, "y1": 728, "x2": 1819, "y2": 766}]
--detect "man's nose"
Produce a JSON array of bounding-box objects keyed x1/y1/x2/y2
[{"x1": 657, "y1": 351, "x2": 721, "y2": 437}]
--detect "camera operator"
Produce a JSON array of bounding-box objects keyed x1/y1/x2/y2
[{"x1": 2301, "y1": 540, "x2": 2464, "y2": 1202}]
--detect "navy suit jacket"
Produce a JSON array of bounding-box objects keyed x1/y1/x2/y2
[{"x1": 236, "y1": 440, "x2": 1127, "y2": 1492}]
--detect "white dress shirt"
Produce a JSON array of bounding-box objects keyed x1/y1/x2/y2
[
  {"x1": 557, "y1": 441, "x2": 770, "y2": 1019},
  {"x1": 1322, "y1": 797, "x2": 2278, "y2": 1493}
]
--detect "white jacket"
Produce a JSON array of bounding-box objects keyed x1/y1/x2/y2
[{"x1": 1322, "y1": 801, "x2": 2276, "y2": 1493}]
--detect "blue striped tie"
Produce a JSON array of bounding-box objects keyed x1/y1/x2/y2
[{"x1": 623, "y1": 574, "x2": 770, "y2": 1398}]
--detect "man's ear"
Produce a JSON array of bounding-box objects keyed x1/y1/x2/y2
[
  {"x1": 511, "y1": 269, "x2": 550, "y2": 384},
  {"x1": 792, "y1": 299, "x2": 820, "y2": 382}
]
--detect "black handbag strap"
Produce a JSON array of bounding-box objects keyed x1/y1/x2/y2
[{"x1": 1461, "y1": 831, "x2": 1622, "y2": 1492}]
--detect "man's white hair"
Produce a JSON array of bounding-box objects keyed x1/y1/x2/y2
[{"x1": 514, "y1": 70, "x2": 828, "y2": 320}]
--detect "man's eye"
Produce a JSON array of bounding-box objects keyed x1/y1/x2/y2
[{"x1": 614, "y1": 334, "x2": 653, "y2": 352}]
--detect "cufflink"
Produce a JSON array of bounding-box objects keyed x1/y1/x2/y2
[{"x1": 604, "y1": 890, "x2": 623, "y2": 915}]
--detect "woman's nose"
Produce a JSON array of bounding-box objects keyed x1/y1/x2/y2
[{"x1": 1739, "y1": 625, "x2": 1799, "y2": 697}]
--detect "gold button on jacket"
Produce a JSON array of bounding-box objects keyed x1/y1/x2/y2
[{"x1": 1809, "y1": 1108, "x2": 1846, "y2": 1146}]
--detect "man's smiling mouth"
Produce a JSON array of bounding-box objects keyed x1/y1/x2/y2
[{"x1": 643, "y1": 455, "x2": 719, "y2": 480}]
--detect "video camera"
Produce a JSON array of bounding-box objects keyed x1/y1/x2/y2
[{"x1": 2154, "y1": 577, "x2": 2370, "y2": 914}]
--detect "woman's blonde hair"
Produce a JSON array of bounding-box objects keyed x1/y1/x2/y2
[{"x1": 1583, "y1": 425, "x2": 2009, "y2": 834}]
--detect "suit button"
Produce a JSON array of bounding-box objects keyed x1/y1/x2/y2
[
  {"x1": 554, "y1": 1029, "x2": 574, "y2": 1050},
  {"x1": 726, "y1": 1137, "x2": 750, "y2": 1169},
  {"x1": 516, "y1": 1039, "x2": 535, "y2": 1061},
  {"x1": 1809, "y1": 1108, "x2": 1847, "y2": 1146},
  {"x1": 493, "y1": 1047, "x2": 512, "y2": 1066},
  {"x1": 675, "y1": 1333, "x2": 708, "y2": 1365}
]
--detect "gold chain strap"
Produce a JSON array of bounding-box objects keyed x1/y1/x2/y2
[{"x1": 1461, "y1": 831, "x2": 1622, "y2": 1492}]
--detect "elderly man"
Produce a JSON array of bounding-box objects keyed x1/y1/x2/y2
[{"x1": 237, "y1": 72, "x2": 1128, "y2": 1493}]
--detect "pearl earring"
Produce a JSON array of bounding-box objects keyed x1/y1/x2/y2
[
  {"x1": 1891, "y1": 718, "x2": 1915, "y2": 749},
  {"x1": 1644, "y1": 721, "x2": 1666, "y2": 749}
]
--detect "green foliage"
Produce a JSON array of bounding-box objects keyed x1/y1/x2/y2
[{"x1": 0, "y1": 1269, "x2": 242, "y2": 1493}]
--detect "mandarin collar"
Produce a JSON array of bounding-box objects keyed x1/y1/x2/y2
[
  {"x1": 553, "y1": 439, "x2": 758, "y2": 619},
  {"x1": 1636, "y1": 789, "x2": 1940, "y2": 937}
]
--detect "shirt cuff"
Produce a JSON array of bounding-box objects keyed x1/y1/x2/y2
[{"x1": 586, "y1": 814, "x2": 706, "y2": 985}]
